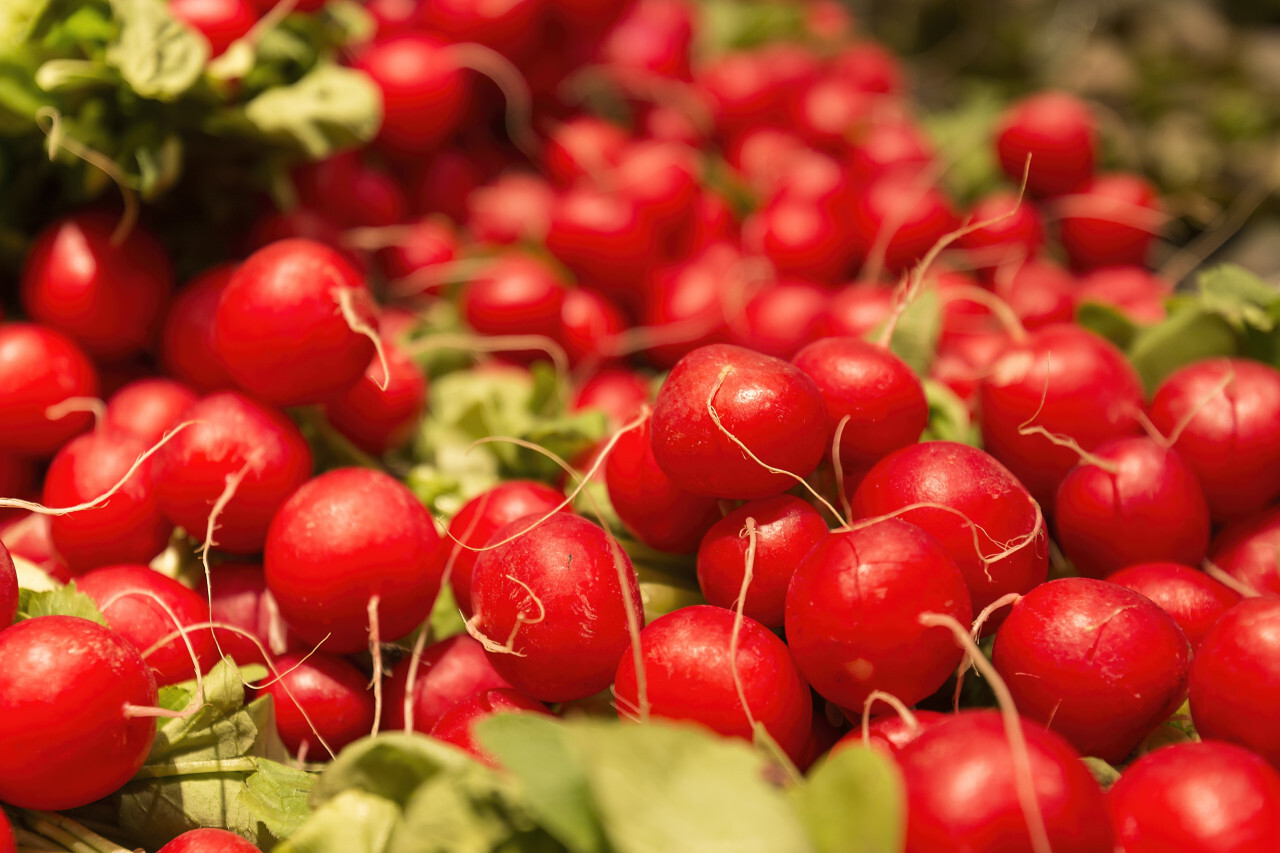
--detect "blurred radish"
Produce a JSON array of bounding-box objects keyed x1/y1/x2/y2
[
  {"x1": 104, "y1": 379, "x2": 199, "y2": 446},
  {"x1": 158, "y1": 828, "x2": 263, "y2": 853},
  {"x1": 429, "y1": 688, "x2": 551, "y2": 767},
  {"x1": 159, "y1": 264, "x2": 237, "y2": 393},
  {"x1": 994, "y1": 91, "x2": 1096, "y2": 197},
  {"x1": 168, "y1": 0, "x2": 257, "y2": 57},
  {"x1": 352, "y1": 34, "x2": 472, "y2": 157},
  {"x1": 1057, "y1": 173, "x2": 1163, "y2": 271},
  {"x1": 0, "y1": 324, "x2": 100, "y2": 457}
]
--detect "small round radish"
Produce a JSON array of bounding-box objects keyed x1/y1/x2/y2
[
  {"x1": 696, "y1": 495, "x2": 829, "y2": 629},
  {"x1": 0, "y1": 615, "x2": 158, "y2": 809},
  {"x1": 1057, "y1": 172, "x2": 1163, "y2": 271},
  {"x1": 1106, "y1": 562, "x2": 1241, "y2": 650},
  {"x1": 831, "y1": 40, "x2": 902, "y2": 94},
  {"x1": 157, "y1": 828, "x2": 263, "y2": 853},
  {"x1": 544, "y1": 117, "x2": 628, "y2": 186},
  {"x1": 846, "y1": 119, "x2": 934, "y2": 185},
  {"x1": 104, "y1": 378, "x2": 199, "y2": 446},
  {"x1": 261, "y1": 652, "x2": 376, "y2": 757},
  {"x1": 468, "y1": 512, "x2": 644, "y2": 703},
  {"x1": 994, "y1": 257, "x2": 1077, "y2": 330},
  {"x1": 955, "y1": 190, "x2": 1045, "y2": 275},
  {"x1": 0, "y1": 323, "x2": 100, "y2": 457},
  {"x1": 817, "y1": 281, "x2": 895, "y2": 338},
  {"x1": 209, "y1": 563, "x2": 296, "y2": 667},
  {"x1": 994, "y1": 91, "x2": 1096, "y2": 197},
  {"x1": 377, "y1": 217, "x2": 458, "y2": 287},
  {"x1": 992, "y1": 577, "x2": 1192, "y2": 763},
  {"x1": 1208, "y1": 507, "x2": 1280, "y2": 596},
  {"x1": 832, "y1": 709, "x2": 950, "y2": 757},
  {"x1": 600, "y1": 0, "x2": 696, "y2": 80},
  {"x1": 293, "y1": 152, "x2": 407, "y2": 231},
  {"x1": 848, "y1": 171, "x2": 960, "y2": 272},
  {"x1": 0, "y1": 513, "x2": 69, "y2": 583},
  {"x1": 1189, "y1": 598, "x2": 1280, "y2": 767},
  {"x1": 897, "y1": 710, "x2": 1114, "y2": 853},
  {"x1": 459, "y1": 253, "x2": 568, "y2": 353},
  {"x1": 545, "y1": 183, "x2": 653, "y2": 298},
  {"x1": 649, "y1": 343, "x2": 828, "y2": 499},
  {"x1": 20, "y1": 212, "x2": 173, "y2": 360},
  {"x1": 168, "y1": 0, "x2": 257, "y2": 57},
  {"x1": 1, "y1": 542, "x2": 16, "y2": 626},
  {"x1": 1107, "y1": 741, "x2": 1280, "y2": 852},
  {"x1": 154, "y1": 392, "x2": 313, "y2": 555},
  {"x1": 612, "y1": 604, "x2": 814, "y2": 765},
  {"x1": 639, "y1": 245, "x2": 737, "y2": 368},
  {"x1": 160, "y1": 265, "x2": 237, "y2": 393},
  {"x1": 352, "y1": 34, "x2": 471, "y2": 157},
  {"x1": 1054, "y1": 438, "x2": 1211, "y2": 578},
  {"x1": 429, "y1": 687, "x2": 551, "y2": 767},
  {"x1": 466, "y1": 172, "x2": 553, "y2": 246},
  {"x1": 413, "y1": 147, "x2": 487, "y2": 222},
  {"x1": 382, "y1": 634, "x2": 514, "y2": 733},
  {"x1": 214, "y1": 239, "x2": 378, "y2": 406},
  {"x1": 1074, "y1": 266, "x2": 1170, "y2": 325},
  {"x1": 785, "y1": 519, "x2": 972, "y2": 710},
  {"x1": 729, "y1": 279, "x2": 830, "y2": 360},
  {"x1": 571, "y1": 368, "x2": 651, "y2": 428},
  {"x1": 322, "y1": 336, "x2": 427, "y2": 456},
  {"x1": 559, "y1": 288, "x2": 627, "y2": 366},
  {"x1": 420, "y1": 0, "x2": 545, "y2": 58},
  {"x1": 265, "y1": 468, "x2": 445, "y2": 653}
]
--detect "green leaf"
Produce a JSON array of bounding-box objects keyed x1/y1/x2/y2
[
  {"x1": 148, "y1": 658, "x2": 258, "y2": 763},
  {"x1": 427, "y1": 584, "x2": 466, "y2": 642},
  {"x1": 790, "y1": 745, "x2": 905, "y2": 853},
  {"x1": 0, "y1": 52, "x2": 49, "y2": 130},
  {"x1": 15, "y1": 582, "x2": 107, "y2": 625},
  {"x1": 1081, "y1": 756, "x2": 1121, "y2": 789},
  {"x1": 1196, "y1": 263, "x2": 1280, "y2": 333},
  {"x1": 34, "y1": 58, "x2": 118, "y2": 92},
  {"x1": 311, "y1": 733, "x2": 473, "y2": 808},
  {"x1": 1126, "y1": 305, "x2": 1238, "y2": 393},
  {"x1": 324, "y1": 0, "x2": 377, "y2": 45},
  {"x1": 1076, "y1": 300, "x2": 1140, "y2": 351},
  {"x1": 920, "y1": 378, "x2": 976, "y2": 445},
  {"x1": 0, "y1": 0, "x2": 55, "y2": 44},
  {"x1": 239, "y1": 759, "x2": 316, "y2": 840},
  {"x1": 106, "y1": 0, "x2": 208, "y2": 101},
  {"x1": 270, "y1": 789, "x2": 399, "y2": 853},
  {"x1": 882, "y1": 288, "x2": 941, "y2": 377},
  {"x1": 919, "y1": 85, "x2": 1004, "y2": 203},
  {"x1": 228, "y1": 64, "x2": 381, "y2": 158}
]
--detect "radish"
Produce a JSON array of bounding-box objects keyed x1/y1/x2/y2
[
  {"x1": 0, "y1": 616, "x2": 158, "y2": 809},
  {"x1": 168, "y1": 0, "x2": 257, "y2": 57},
  {"x1": 322, "y1": 336, "x2": 427, "y2": 456},
  {"x1": 897, "y1": 710, "x2": 1114, "y2": 853},
  {"x1": 413, "y1": 147, "x2": 488, "y2": 223},
  {"x1": 831, "y1": 40, "x2": 902, "y2": 94},
  {"x1": 751, "y1": 198, "x2": 855, "y2": 284},
  {"x1": 459, "y1": 253, "x2": 569, "y2": 358},
  {"x1": 612, "y1": 604, "x2": 814, "y2": 765},
  {"x1": 559, "y1": 287, "x2": 628, "y2": 366},
  {"x1": 1150, "y1": 357, "x2": 1280, "y2": 523},
  {"x1": 849, "y1": 171, "x2": 960, "y2": 273},
  {"x1": 1106, "y1": 562, "x2": 1241, "y2": 650},
  {"x1": 377, "y1": 217, "x2": 459, "y2": 289},
  {"x1": 571, "y1": 368, "x2": 651, "y2": 428},
  {"x1": 832, "y1": 709, "x2": 950, "y2": 757},
  {"x1": 545, "y1": 183, "x2": 654, "y2": 300},
  {"x1": 994, "y1": 91, "x2": 1096, "y2": 197},
  {"x1": 1054, "y1": 437, "x2": 1211, "y2": 578},
  {"x1": 466, "y1": 172, "x2": 553, "y2": 246},
  {"x1": 638, "y1": 244, "x2": 738, "y2": 368},
  {"x1": 429, "y1": 687, "x2": 551, "y2": 767},
  {"x1": 544, "y1": 117, "x2": 629, "y2": 186},
  {"x1": 696, "y1": 494, "x2": 829, "y2": 628},
  {"x1": 208, "y1": 562, "x2": 295, "y2": 667},
  {"x1": 846, "y1": 119, "x2": 934, "y2": 186},
  {"x1": 261, "y1": 652, "x2": 376, "y2": 758},
  {"x1": 0, "y1": 811, "x2": 11, "y2": 853},
  {"x1": 1, "y1": 542, "x2": 16, "y2": 626},
  {"x1": 955, "y1": 189, "x2": 1045, "y2": 276},
  {"x1": 615, "y1": 140, "x2": 701, "y2": 248},
  {"x1": 817, "y1": 281, "x2": 895, "y2": 338},
  {"x1": 1189, "y1": 598, "x2": 1280, "y2": 767},
  {"x1": 649, "y1": 343, "x2": 828, "y2": 499},
  {"x1": 793, "y1": 76, "x2": 875, "y2": 152},
  {"x1": 105, "y1": 378, "x2": 199, "y2": 446},
  {"x1": 157, "y1": 828, "x2": 263, "y2": 853},
  {"x1": 383, "y1": 634, "x2": 514, "y2": 733},
  {"x1": 1057, "y1": 172, "x2": 1163, "y2": 271},
  {"x1": 264, "y1": 467, "x2": 446, "y2": 653},
  {"x1": 1208, "y1": 507, "x2": 1280, "y2": 596},
  {"x1": 159, "y1": 264, "x2": 237, "y2": 393},
  {"x1": 0, "y1": 513, "x2": 70, "y2": 583},
  {"x1": 991, "y1": 577, "x2": 1192, "y2": 763},
  {"x1": 1107, "y1": 741, "x2": 1280, "y2": 852},
  {"x1": 0, "y1": 323, "x2": 100, "y2": 457},
  {"x1": 728, "y1": 279, "x2": 830, "y2": 361},
  {"x1": 293, "y1": 152, "x2": 407, "y2": 231},
  {"x1": 467, "y1": 512, "x2": 644, "y2": 703},
  {"x1": 785, "y1": 518, "x2": 972, "y2": 710},
  {"x1": 993, "y1": 258, "x2": 1077, "y2": 330},
  {"x1": 600, "y1": 0, "x2": 696, "y2": 80},
  {"x1": 352, "y1": 34, "x2": 471, "y2": 157},
  {"x1": 422, "y1": 0, "x2": 546, "y2": 58},
  {"x1": 154, "y1": 391, "x2": 313, "y2": 555},
  {"x1": 1074, "y1": 266, "x2": 1171, "y2": 325},
  {"x1": 214, "y1": 238, "x2": 379, "y2": 407},
  {"x1": 20, "y1": 212, "x2": 173, "y2": 360}
]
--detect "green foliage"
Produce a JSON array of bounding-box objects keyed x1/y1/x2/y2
[
  {"x1": 789, "y1": 746, "x2": 906, "y2": 853},
  {"x1": 15, "y1": 582, "x2": 107, "y2": 625}
]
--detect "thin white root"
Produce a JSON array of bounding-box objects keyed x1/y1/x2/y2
[
  {"x1": 44, "y1": 396, "x2": 106, "y2": 426},
  {"x1": 1203, "y1": 560, "x2": 1262, "y2": 598},
  {"x1": 334, "y1": 287, "x2": 390, "y2": 392},
  {"x1": 368, "y1": 595, "x2": 384, "y2": 738},
  {"x1": 859, "y1": 689, "x2": 920, "y2": 747},
  {"x1": 831, "y1": 415, "x2": 854, "y2": 526},
  {"x1": 119, "y1": 590, "x2": 206, "y2": 719},
  {"x1": 199, "y1": 455, "x2": 259, "y2": 667},
  {"x1": 34, "y1": 106, "x2": 138, "y2": 245},
  {"x1": 730, "y1": 518, "x2": 759, "y2": 736},
  {"x1": 608, "y1": 535, "x2": 649, "y2": 724},
  {"x1": 402, "y1": 627, "x2": 430, "y2": 733}
]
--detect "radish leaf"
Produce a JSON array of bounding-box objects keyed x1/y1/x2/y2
[
  {"x1": 14, "y1": 582, "x2": 107, "y2": 625},
  {"x1": 790, "y1": 745, "x2": 904, "y2": 853}
]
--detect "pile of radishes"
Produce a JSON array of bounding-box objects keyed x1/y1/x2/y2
[{"x1": 2, "y1": 0, "x2": 1280, "y2": 851}]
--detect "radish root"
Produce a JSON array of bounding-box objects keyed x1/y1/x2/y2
[
  {"x1": 34, "y1": 106, "x2": 139, "y2": 245},
  {"x1": 44, "y1": 396, "x2": 106, "y2": 427},
  {"x1": 445, "y1": 43, "x2": 540, "y2": 161},
  {"x1": 953, "y1": 591, "x2": 1023, "y2": 709},
  {"x1": 859, "y1": 689, "x2": 919, "y2": 747},
  {"x1": 334, "y1": 287, "x2": 390, "y2": 392},
  {"x1": 831, "y1": 414, "x2": 854, "y2": 526},
  {"x1": 368, "y1": 595, "x2": 384, "y2": 738},
  {"x1": 115, "y1": 590, "x2": 206, "y2": 720},
  {"x1": 729, "y1": 518, "x2": 760, "y2": 736},
  {"x1": 1017, "y1": 354, "x2": 1120, "y2": 474},
  {"x1": 402, "y1": 627, "x2": 431, "y2": 733}
]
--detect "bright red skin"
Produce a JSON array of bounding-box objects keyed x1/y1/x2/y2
[
  {"x1": 559, "y1": 288, "x2": 627, "y2": 366},
  {"x1": 1108, "y1": 740, "x2": 1280, "y2": 852},
  {"x1": 0, "y1": 513, "x2": 70, "y2": 583},
  {"x1": 978, "y1": 324, "x2": 1145, "y2": 508},
  {"x1": 851, "y1": 441, "x2": 1049, "y2": 629},
  {"x1": 264, "y1": 468, "x2": 445, "y2": 654},
  {"x1": 848, "y1": 172, "x2": 960, "y2": 272},
  {"x1": 546, "y1": 184, "x2": 654, "y2": 299},
  {"x1": 571, "y1": 368, "x2": 651, "y2": 428},
  {"x1": 1054, "y1": 438, "x2": 1211, "y2": 579},
  {"x1": 793, "y1": 76, "x2": 875, "y2": 151},
  {"x1": 846, "y1": 120, "x2": 934, "y2": 186},
  {"x1": 294, "y1": 152, "x2": 407, "y2": 231},
  {"x1": 696, "y1": 495, "x2": 829, "y2": 629},
  {"x1": 831, "y1": 710, "x2": 950, "y2": 757},
  {"x1": 650, "y1": 344, "x2": 828, "y2": 500},
  {"x1": 105, "y1": 378, "x2": 199, "y2": 446},
  {"x1": 1209, "y1": 508, "x2": 1280, "y2": 596},
  {"x1": 421, "y1": 0, "x2": 545, "y2": 57},
  {"x1": 154, "y1": 392, "x2": 313, "y2": 555},
  {"x1": 616, "y1": 140, "x2": 701, "y2": 247},
  {"x1": 1058, "y1": 173, "x2": 1163, "y2": 271},
  {"x1": 262, "y1": 652, "x2": 375, "y2": 757},
  {"x1": 160, "y1": 265, "x2": 237, "y2": 393},
  {"x1": 413, "y1": 147, "x2": 487, "y2": 222},
  {"x1": 429, "y1": 688, "x2": 551, "y2": 767},
  {"x1": 1151, "y1": 358, "x2": 1280, "y2": 523},
  {"x1": 20, "y1": 213, "x2": 173, "y2": 361},
  {"x1": 0, "y1": 811, "x2": 12, "y2": 853},
  {"x1": 639, "y1": 245, "x2": 738, "y2": 368},
  {"x1": 460, "y1": 253, "x2": 568, "y2": 353},
  {"x1": 1074, "y1": 266, "x2": 1171, "y2": 325},
  {"x1": 784, "y1": 519, "x2": 973, "y2": 710},
  {"x1": 209, "y1": 563, "x2": 298, "y2": 667},
  {"x1": 544, "y1": 117, "x2": 628, "y2": 186},
  {"x1": 466, "y1": 172, "x2": 553, "y2": 246},
  {"x1": 353, "y1": 34, "x2": 470, "y2": 157},
  {"x1": 378, "y1": 217, "x2": 458, "y2": 287},
  {"x1": 955, "y1": 190, "x2": 1046, "y2": 275},
  {"x1": 0, "y1": 542, "x2": 16, "y2": 626},
  {"x1": 1190, "y1": 598, "x2": 1280, "y2": 768},
  {"x1": 382, "y1": 635, "x2": 514, "y2": 733},
  {"x1": 168, "y1": 0, "x2": 257, "y2": 56},
  {"x1": 992, "y1": 577, "x2": 1192, "y2": 763},
  {"x1": 157, "y1": 827, "x2": 264, "y2": 853},
  {"x1": 792, "y1": 336, "x2": 928, "y2": 469},
  {"x1": 994, "y1": 91, "x2": 1096, "y2": 197},
  {"x1": 817, "y1": 281, "x2": 895, "y2": 338},
  {"x1": 469, "y1": 512, "x2": 645, "y2": 703},
  {"x1": 43, "y1": 429, "x2": 173, "y2": 574},
  {"x1": 215, "y1": 239, "x2": 378, "y2": 406},
  {"x1": 605, "y1": 415, "x2": 722, "y2": 554},
  {"x1": 753, "y1": 198, "x2": 856, "y2": 283},
  {"x1": 0, "y1": 323, "x2": 99, "y2": 457},
  {"x1": 322, "y1": 337, "x2": 427, "y2": 456},
  {"x1": 995, "y1": 258, "x2": 1077, "y2": 330},
  {"x1": 0, "y1": 616, "x2": 158, "y2": 809},
  {"x1": 600, "y1": 0, "x2": 696, "y2": 80},
  {"x1": 729, "y1": 129, "x2": 807, "y2": 195},
  {"x1": 898, "y1": 711, "x2": 1114, "y2": 853},
  {"x1": 613, "y1": 605, "x2": 814, "y2": 765},
  {"x1": 78, "y1": 564, "x2": 216, "y2": 686},
  {"x1": 700, "y1": 52, "x2": 785, "y2": 137},
  {"x1": 831, "y1": 41, "x2": 902, "y2": 94},
  {"x1": 728, "y1": 280, "x2": 830, "y2": 361},
  {"x1": 445, "y1": 480, "x2": 567, "y2": 617},
  {"x1": 1107, "y1": 562, "x2": 1241, "y2": 651}
]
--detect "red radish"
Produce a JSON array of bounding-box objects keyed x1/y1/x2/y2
[
  {"x1": 445, "y1": 480, "x2": 567, "y2": 617},
  {"x1": 378, "y1": 217, "x2": 458, "y2": 288},
  {"x1": 0, "y1": 811, "x2": 12, "y2": 853},
  {"x1": 897, "y1": 710, "x2": 1114, "y2": 853},
  {"x1": 729, "y1": 129, "x2": 807, "y2": 194},
  {"x1": 1189, "y1": 598, "x2": 1280, "y2": 767},
  {"x1": 352, "y1": 34, "x2": 471, "y2": 156},
  {"x1": 992, "y1": 577, "x2": 1192, "y2": 763},
  {"x1": 429, "y1": 687, "x2": 551, "y2": 767},
  {"x1": 412, "y1": 147, "x2": 488, "y2": 222},
  {"x1": 993, "y1": 258, "x2": 1077, "y2": 330},
  {"x1": 468, "y1": 512, "x2": 644, "y2": 703},
  {"x1": 955, "y1": 190, "x2": 1045, "y2": 274},
  {"x1": 699, "y1": 52, "x2": 785, "y2": 136},
  {"x1": 154, "y1": 392, "x2": 313, "y2": 555},
  {"x1": 545, "y1": 183, "x2": 653, "y2": 299},
  {"x1": 1057, "y1": 173, "x2": 1163, "y2": 271},
  {"x1": 571, "y1": 368, "x2": 651, "y2": 428},
  {"x1": 383, "y1": 634, "x2": 514, "y2": 732},
  {"x1": 727, "y1": 279, "x2": 829, "y2": 361},
  {"x1": 544, "y1": 117, "x2": 629, "y2": 186},
  {"x1": 792, "y1": 336, "x2": 929, "y2": 470},
  {"x1": 0, "y1": 513, "x2": 70, "y2": 583},
  {"x1": 421, "y1": 0, "x2": 545, "y2": 58},
  {"x1": 293, "y1": 152, "x2": 407, "y2": 230},
  {"x1": 818, "y1": 281, "x2": 895, "y2": 338},
  {"x1": 1208, "y1": 508, "x2": 1280, "y2": 596},
  {"x1": 208, "y1": 563, "x2": 295, "y2": 667},
  {"x1": 157, "y1": 828, "x2": 263, "y2": 853},
  {"x1": 638, "y1": 245, "x2": 738, "y2": 368},
  {"x1": 696, "y1": 495, "x2": 829, "y2": 629},
  {"x1": 466, "y1": 172, "x2": 553, "y2": 245},
  {"x1": 246, "y1": 206, "x2": 352, "y2": 263},
  {"x1": 0, "y1": 616, "x2": 158, "y2": 809},
  {"x1": 559, "y1": 287, "x2": 627, "y2": 366},
  {"x1": 0, "y1": 323, "x2": 100, "y2": 457},
  {"x1": 833, "y1": 709, "x2": 950, "y2": 757},
  {"x1": 104, "y1": 378, "x2": 199, "y2": 446},
  {"x1": 1108, "y1": 740, "x2": 1280, "y2": 851},
  {"x1": 978, "y1": 324, "x2": 1145, "y2": 508},
  {"x1": 640, "y1": 103, "x2": 705, "y2": 148},
  {"x1": 752, "y1": 197, "x2": 856, "y2": 283},
  {"x1": 322, "y1": 337, "x2": 427, "y2": 456},
  {"x1": 20, "y1": 213, "x2": 173, "y2": 360},
  {"x1": 831, "y1": 41, "x2": 902, "y2": 95},
  {"x1": 1151, "y1": 358, "x2": 1280, "y2": 523},
  {"x1": 649, "y1": 343, "x2": 828, "y2": 499},
  {"x1": 168, "y1": 0, "x2": 257, "y2": 57},
  {"x1": 261, "y1": 652, "x2": 376, "y2": 757},
  {"x1": 994, "y1": 91, "x2": 1096, "y2": 197},
  {"x1": 1106, "y1": 562, "x2": 1241, "y2": 650},
  {"x1": 851, "y1": 441, "x2": 1048, "y2": 627},
  {"x1": 459, "y1": 253, "x2": 569, "y2": 355},
  {"x1": 849, "y1": 171, "x2": 960, "y2": 272},
  {"x1": 785, "y1": 519, "x2": 972, "y2": 710},
  {"x1": 600, "y1": 0, "x2": 696, "y2": 80},
  {"x1": 214, "y1": 239, "x2": 379, "y2": 406},
  {"x1": 793, "y1": 76, "x2": 875, "y2": 151},
  {"x1": 1054, "y1": 438, "x2": 1211, "y2": 578},
  {"x1": 615, "y1": 140, "x2": 700, "y2": 243},
  {"x1": 160, "y1": 264, "x2": 237, "y2": 393},
  {"x1": 1, "y1": 542, "x2": 16, "y2": 626},
  {"x1": 78, "y1": 564, "x2": 216, "y2": 686},
  {"x1": 366, "y1": 0, "x2": 422, "y2": 35},
  {"x1": 613, "y1": 604, "x2": 814, "y2": 765},
  {"x1": 846, "y1": 120, "x2": 934, "y2": 186},
  {"x1": 604, "y1": 414, "x2": 722, "y2": 554},
  {"x1": 1074, "y1": 266, "x2": 1170, "y2": 325},
  {"x1": 265, "y1": 468, "x2": 445, "y2": 653}
]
